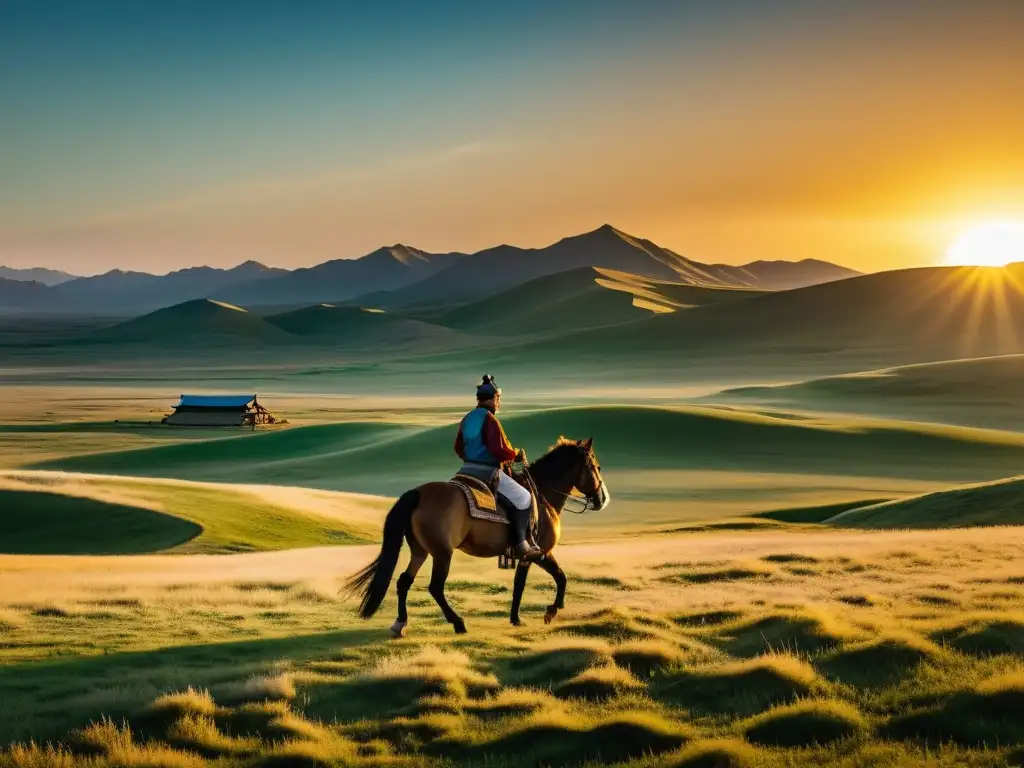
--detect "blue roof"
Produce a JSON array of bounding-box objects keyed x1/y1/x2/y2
[{"x1": 175, "y1": 394, "x2": 256, "y2": 408}]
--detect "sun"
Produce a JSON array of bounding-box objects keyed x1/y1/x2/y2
[{"x1": 944, "y1": 222, "x2": 1024, "y2": 267}]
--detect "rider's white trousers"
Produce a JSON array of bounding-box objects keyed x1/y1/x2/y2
[{"x1": 496, "y1": 471, "x2": 532, "y2": 510}]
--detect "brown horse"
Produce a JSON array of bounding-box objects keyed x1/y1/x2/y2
[{"x1": 346, "y1": 437, "x2": 609, "y2": 635}]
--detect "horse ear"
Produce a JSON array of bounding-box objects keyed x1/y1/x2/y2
[{"x1": 582, "y1": 438, "x2": 593, "y2": 451}]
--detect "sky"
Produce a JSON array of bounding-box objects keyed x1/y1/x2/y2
[{"x1": 2, "y1": 0, "x2": 1024, "y2": 275}]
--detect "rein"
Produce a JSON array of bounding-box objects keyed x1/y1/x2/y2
[{"x1": 520, "y1": 462, "x2": 598, "y2": 515}]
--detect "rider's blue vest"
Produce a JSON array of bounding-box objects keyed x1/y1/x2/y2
[{"x1": 460, "y1": 407, "x2": 499, "y2": 466}]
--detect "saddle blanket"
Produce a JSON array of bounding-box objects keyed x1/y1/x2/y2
[{"x1": 449, "y1": 474, "x2": 509, "y2": 525}]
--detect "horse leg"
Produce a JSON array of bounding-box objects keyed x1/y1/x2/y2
[
  {"x1": 535, "y1": 553, "x2": 567, "y2": 624},
  {"x1": 427, "y1": 552, "x2": 466, "y2": 634},
  {"x1": 510, "y1": 560, "x2": 532, "y2": 626},
  {"x1": 391, "y1": 536, "x2": 427, "y2": 638}
]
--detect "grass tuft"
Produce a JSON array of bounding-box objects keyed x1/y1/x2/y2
[
  {"x1": 164, "y1": 714, "x2": 258, "y2": 758},
  {"x1": 66, "y1": 719, "x2": 134, "y2": 756},
  {"x1": 552, "y1": 607, "x2": 662, "y2": 642},
  {"x1": 215, "y1": 674, "x2": 296, "y2": 705},
  {"x1": 818, "y1": 634, "x2": 942, "y2": 686},
  {"x1": 554, "y1": 664, "x2": 645, "y2": 701},
  {"x1": 883, "y1": 671, "x2": 1024, "y2": 747},
  {"x1": 305, "y1": 646, "x2": 498, "y2": 722},
  {"x1": 663, "y1": 738, "x2": 759, "y2": 768},
  {"x1": 715, "y1": 611, "x2": 860, "y2": 657},
  {"x1": 762, "y1": 553, "x2": 820, "y2": 565},
  {"x1": 673, "y1": 610, "x2": 744, "y2": 628},
  {"x1": 135, "y1": 688, "x2": 217, "y2": 738},
  {"x1": 934, "y1": 616, "x2": 1024, "y2": 657},
  {"x1": 463, "y1": 688, "x2": 550, "y2": 720},
  {"x1": 660, "y1": 654, "x2": 824, "y2": 716},
  {"x1": 743, "y1": 699, "x2": 867, "y2": 747},
  {"x1": 665, "y1": 566, "x2": 773, "y2": 585},
  {"x1": 465, "y1": 711, "x2": 689, "y2": 766},
  {"x1": 503, "y1": 639, "x2": 612, "y2": 688},
  {"x1": 612, "y1": 640, "x2": 688, "y2": 677}
]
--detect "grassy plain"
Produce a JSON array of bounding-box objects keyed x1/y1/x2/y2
[
  {"x1": 1, "y1": 527, "x2": 1023, "y2": 766},
  {"x1": 2, "y1": 349, "x2": 1024, "y2": 768}
]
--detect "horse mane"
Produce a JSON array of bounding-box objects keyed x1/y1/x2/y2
[{"x1": 529, "y1": 436, "x2": 581, "y2": 483}]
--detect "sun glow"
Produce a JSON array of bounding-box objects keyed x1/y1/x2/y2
[{"x1": 944, "y1": 222, "x2": 1024, "y2": 267}]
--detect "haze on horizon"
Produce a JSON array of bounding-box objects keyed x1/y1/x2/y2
[{"x1": 2, "y1": 0, "x2": 1023, "y2": 276}]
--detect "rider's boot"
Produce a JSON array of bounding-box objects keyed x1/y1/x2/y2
[{"x1": 512, "y1": 505, "x2": 542, "y2": 560}]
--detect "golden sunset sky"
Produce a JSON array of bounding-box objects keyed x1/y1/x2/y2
[{"x1": 2, "y1": 1, "x2": 1023, "y2": 274}]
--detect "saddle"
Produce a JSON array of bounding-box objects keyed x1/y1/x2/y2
[
  {"x1": 450, "y1": 473, "x2": 508, "y2": 525},
  {"x1": 449, "y1": 469, "x2": 540, "y2": 569}
]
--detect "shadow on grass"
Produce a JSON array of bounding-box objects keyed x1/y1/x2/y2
[{"x1": 0, "y1": 628, "x2": 379, "y2": 746}]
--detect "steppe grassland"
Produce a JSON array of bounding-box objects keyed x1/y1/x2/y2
[
  {"x1": 2, "y1": 379, "x2": 1024, "y2": 767},
  {"x1": 1, "y1": 525, "x2": 1023, "y2": 766}
]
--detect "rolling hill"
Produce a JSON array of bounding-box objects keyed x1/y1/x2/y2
[
  {"x1": 89, "y1": 299, "x2": 290, "y2": 345},
  {"x1": 350, "y1": 225, "x2": 858, "y2": 310},
  {"x1": 714, "y1": 258, "x2": 861, "y2": 290},
  {"x1": 716, "y1": 354, "x2": 1024, "y2": 431},
  {"x1": 35, "y1": 405, "x2": 1024, "y2": 498},
  {"x1": 496, "y1": 264, "x2": 1024, "y2": 375},
  {"x1": 266, "y1": 304, "x2": 461, "y2": 348},
  {"x1": 828, "y1": 475, "x2": 1024, "y2": 529},
  {"x1": 0, "y1": 471, "x2": 388, "y2": 553},
  {"x1": 78, "y1": 298, "x2": 471, "y2": 353},
  {"x1": 430, "y1": 266, "x2": 762, "y2": 334}
]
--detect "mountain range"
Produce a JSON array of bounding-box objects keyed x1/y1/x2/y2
[
  {"x1": 0, "y1": 266, "x2": 78, "y2": 285},
  {"x1": 0, "y1": 225, "x2": 859, "y2": 315}
]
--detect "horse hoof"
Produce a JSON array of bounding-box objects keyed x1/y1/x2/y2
[
  {"x1": 544, "y1": 608, "x2": 557, "y2": 625},
  {"x1": 453, "y1": 620, "x2": 468, "y2": 635},
  {"x1": 511, "y1": 617, "x2": 524, "y2": 627},
  {"x1": 389, "y1": 621, "x2": 407, "y2": 638}
]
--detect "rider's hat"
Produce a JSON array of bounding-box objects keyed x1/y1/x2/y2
[{"x1": 476, "y1": 374, "x2": 501, "y2": 400}]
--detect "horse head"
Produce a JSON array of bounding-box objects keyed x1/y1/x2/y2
[{"x1": 573, "y1": 437, "x2": 609, "y2": 511}]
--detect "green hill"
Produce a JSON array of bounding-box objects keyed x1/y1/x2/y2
[
  {"x1": 492, "y1": 264, "x2": 1024, "y2": 375},
  {"x1": 0, "y1": 472, "x2": 389, "y2": 554},
  {"x1": 828, "y1": 475, "x2": 1024, "y2": 529},
  {"x1": 24, "y1": 422, "x2": 413, "y2": 480},
  {"x1": 33, "y1": 406, "x2": 1024, "y2": 498},
  {"x1": 717, "y1": 354, "x2": 1024, "y2": 431},
  {"x1": 265, "y1": 304, "x2": 462, "y2": 348},
  {"x1": 89, "y1": 299, "x2": 289, "y2": 345},
  {"x1": 430, "y1": 267, "x2": 760, "y2": 335},
  {"x1": 0, "y1": 489, "x2": 200, "y2": 554}
]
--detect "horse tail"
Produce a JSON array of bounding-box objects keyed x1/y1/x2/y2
[{"x1": 345, "y1": 489, "x2": 420, "y2": 619}]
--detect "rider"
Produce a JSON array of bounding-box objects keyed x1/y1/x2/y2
[{"x1": 454, "y1": 374, "x2": 543, "y2": 560}]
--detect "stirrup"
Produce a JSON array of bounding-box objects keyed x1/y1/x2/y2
[{"x1": 515, "y1": 541, "x2": 543, "y2": 561}]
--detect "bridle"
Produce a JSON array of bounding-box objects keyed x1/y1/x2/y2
[{"x1": 521, "y1": 452, "x2": 605, "y2": 515}]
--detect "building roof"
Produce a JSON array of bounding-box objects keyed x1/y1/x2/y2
[{"x1": 175, "y1": 394, "x2": 256, "y2": 408}]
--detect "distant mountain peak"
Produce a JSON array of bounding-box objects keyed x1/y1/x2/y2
[
  {"x1": 587, "y1": 223, "x2": 627, "y2": 238},
  {"x1": 231, "y1": 259, "x2": 276, "y2": 272},
  {"x1": 386, "y1": 244, "x2": 427, "y2": 265}
]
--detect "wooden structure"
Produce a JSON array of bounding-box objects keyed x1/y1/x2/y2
[{"x1": 163, "y1": 394, "x2": 278, "y2": 427}]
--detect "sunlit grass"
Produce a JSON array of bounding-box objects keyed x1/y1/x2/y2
[{"x1": 0, "y1": 521, "x2": 1021, "y2": 766}]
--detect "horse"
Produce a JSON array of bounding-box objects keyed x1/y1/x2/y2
[{"x1": 345, "y1": 437, "x2": 609, "y2": 635}]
